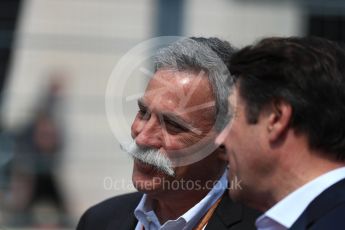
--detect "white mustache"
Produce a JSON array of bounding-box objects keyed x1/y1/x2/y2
[{"x1": 121, "y1": 141, "x2": 175, "y2": 176}]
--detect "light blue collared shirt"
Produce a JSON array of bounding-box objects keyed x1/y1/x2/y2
[
  {"x1": 256, "y1": 166, "x2": 345, "y2": 230},
  {"x1": 134, "y1": 171, "x2": 228, "y2": 230}
]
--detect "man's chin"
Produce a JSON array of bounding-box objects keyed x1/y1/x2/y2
[
  {"x1": 132, "y1": 161, "x2": 166, "y2": 192},
  {"x1": 132, "y1": 174, "x2": 164, "y2": 193}
]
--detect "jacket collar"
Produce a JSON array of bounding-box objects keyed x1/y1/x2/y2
[{"x1": 290, "y1": 178, "x2": 345, "y2": 229}]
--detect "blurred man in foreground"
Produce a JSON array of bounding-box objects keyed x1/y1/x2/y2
[
  {"x1": 216, "y1": 36, "x2": 345, "y2": 229},
  {"x1": 77, "y1": 37, "x2": 259, "y2": 230}
]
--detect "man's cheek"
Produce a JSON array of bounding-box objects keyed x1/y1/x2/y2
[{"x1": 177, "y1": 134, "x2": 203, "y2": 148}]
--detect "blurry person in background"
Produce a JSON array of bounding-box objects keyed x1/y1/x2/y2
[
  {"x1": 4, "y1": 77, "x2": 68, "y2": 228},
  {"x1": 77, "y1": 37, "x2": 260, "y2": 230},
  {"x1": 216, "y1": 37, "x2": 345, "y2": 229}
]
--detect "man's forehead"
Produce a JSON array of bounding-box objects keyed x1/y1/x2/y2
[
  {"x1": 147, "y1": 69, "x2": 208, "y2": 90},
  {"x1": 145, "y1": 70, "x2": 214, "y2": 105}
]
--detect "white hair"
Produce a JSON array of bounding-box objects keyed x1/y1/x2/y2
[{"x1": 121, "y1": 141, "x2": 175, "y2": 176}]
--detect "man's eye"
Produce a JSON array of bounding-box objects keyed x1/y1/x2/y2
[
  {"x1": 138, "y1": 109, "x2": 150, "y2": 120},
  {"x1": 164, "y1": 120, "x2": 188, "y2": 134}
]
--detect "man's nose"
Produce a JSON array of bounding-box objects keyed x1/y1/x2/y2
[
  {"x1": 133, "y1": 115, "x2": 162, "y2": 149},
  {"x1": 215, "y1": 130, "x2": 226, "y2": 146}
]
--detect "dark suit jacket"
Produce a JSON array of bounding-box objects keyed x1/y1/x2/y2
[
  {"x1": 290, "y1": 178, "x2": 345, "y2": 230},
  {"x1": 76, "y1": 191, "x2": 260, "y2": 230}
]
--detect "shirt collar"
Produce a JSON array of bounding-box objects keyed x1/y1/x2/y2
[
  {"x1": 134, "y1": 170, "x2": 228, "y2": 230},
  {"x1": 256, "y1": 166, "x2": 345, "y2": 229}
]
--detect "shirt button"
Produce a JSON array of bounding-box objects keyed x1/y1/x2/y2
[{"x1": 147, "y1": 217, "x2": 152, "y2": 222}]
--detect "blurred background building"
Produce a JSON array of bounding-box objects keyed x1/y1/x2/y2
[{"x1": 0, "y1": 0, "x2": 345, "y2": 228}]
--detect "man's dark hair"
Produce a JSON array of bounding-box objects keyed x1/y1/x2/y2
[{"x1": 229, "y1": 36, "x2": 345, "y2": 161}]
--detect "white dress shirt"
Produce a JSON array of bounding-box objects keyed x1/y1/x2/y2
[
  {"x1": 256, "y1": 166, "x2": 345, "y2": 230},
  {"x1": 134, "y1": 171, "x2": 228, "y2": 230}
]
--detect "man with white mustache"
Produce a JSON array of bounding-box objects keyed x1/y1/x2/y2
[{"x1": 77, "y1": 37, "x2": 259, "y2": 230}]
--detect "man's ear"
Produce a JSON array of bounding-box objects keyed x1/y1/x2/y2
[{"x1": 266, "y1": 100, "x2": 292, "y2": 142}]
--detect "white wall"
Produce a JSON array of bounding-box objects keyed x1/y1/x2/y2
[{"x1": 185, "y1": 0, "x2": 304, "y2": 47}]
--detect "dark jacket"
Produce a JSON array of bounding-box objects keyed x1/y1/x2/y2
[
  {"x1": 290, "y1": 178, "x2": 345, "y2": 230},
  {"x1": 77, "y1": 191, "x2": 260, "y2": 230}
]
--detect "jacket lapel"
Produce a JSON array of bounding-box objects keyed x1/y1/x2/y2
[
  {"x1": 106, "y1": 212, "x2": 138, "y2": 230},
  {"x1": 205, "y1": 192, "x2": 243, "y2": 230},
  {"x1": 290, "y1": 178, "x2": 345, "y2": 229}
]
